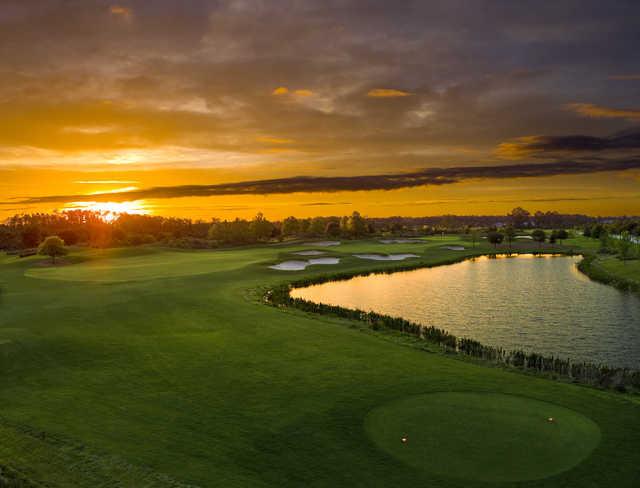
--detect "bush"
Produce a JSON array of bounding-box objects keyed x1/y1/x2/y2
[
  {"x1": 167, "y1": 237, "x2": 216, "y2": 249},
  {"x1": 487, "y1": 231, "x2": 504, "y2": 248},
  {"x1": 37, "y1": 236, "x2": 68, "y2": 263}
]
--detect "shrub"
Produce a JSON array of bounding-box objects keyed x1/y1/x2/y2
[{"x1": 37, "y1": 236, "x2": 68, "y2": 263}]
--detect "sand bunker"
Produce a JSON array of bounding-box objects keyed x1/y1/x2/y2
[
  {"x1": 379, "y1": 239, "x2": 422, "y2": 244},
  {"x1": 270, "y1": 257, "x2": 340, "y2": 271},
  {"x1": 303, "y1": 241, "x2": 341, "y2": 246},
  {"x1": 293, "y1": 250, "x2": 326, "y2": 256},
  {"x1": 443, "y1": 246, "x2": 465, "y2": 251},
  {"x1": 353, "y1": 253, "x2": 419, "y2": 261}
]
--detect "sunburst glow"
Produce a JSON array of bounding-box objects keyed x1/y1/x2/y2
[{"x1": 63, "y1": 200, "x2": 150, "y2": 221}]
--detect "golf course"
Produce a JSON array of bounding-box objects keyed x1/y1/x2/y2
[{"x1": 1, "y1": 236, "x2": 639, "y2": 487}]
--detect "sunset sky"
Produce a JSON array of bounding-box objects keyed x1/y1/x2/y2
[{"x1": 2, "y1": 0, "x2": 640, "y2": 220}]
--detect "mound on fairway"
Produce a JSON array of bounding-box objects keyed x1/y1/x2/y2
[{"x1": 365, "y1": 392, "x2": 600, "y2": 483}]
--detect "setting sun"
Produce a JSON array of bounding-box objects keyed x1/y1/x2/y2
[{"x1": 63, "y1": 200, "x2": 150, "y2": 221}]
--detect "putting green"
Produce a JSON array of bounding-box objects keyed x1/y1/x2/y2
[{"x1": 364, "y1": 392, "x2": 601, "y2": 482}]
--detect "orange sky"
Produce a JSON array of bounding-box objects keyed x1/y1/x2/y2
[
  {"x1": 1, "y1": 2, "x2": 640, "y2": 220},
  {"x1": 3, "y1": 167, "x2": 638, "y2": 220}
]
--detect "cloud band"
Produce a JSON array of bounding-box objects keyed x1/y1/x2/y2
[{"x1": 8, "y1": 158, "x2": 640, "y2": 205}]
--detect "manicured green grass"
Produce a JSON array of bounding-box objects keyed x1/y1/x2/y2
[
  {"x1": 24, "y1": 246, "x2": 279, "y2": 282},
  {"x1": 594, "y1": 255, "x2": 640, "y2": 285},
  {"x1": 1, "y1": 236, "x2": 639, "y2": 486},
  {"x1": 365, "y1": 392, "x2": 601, "y2": 482}
]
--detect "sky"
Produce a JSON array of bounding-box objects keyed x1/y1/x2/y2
[{"x1": 1, "y1": 0, "x2": 640, "y2": 220}]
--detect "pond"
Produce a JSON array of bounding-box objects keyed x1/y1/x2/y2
[{"x1": 291, "y1": 255, "x2": 640, "y2": 369}]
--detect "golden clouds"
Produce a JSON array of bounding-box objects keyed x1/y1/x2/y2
[
  {"x1": 495, "y1": 136, "x2": 541, "y2": 160},
  {"x1": 275, "y1": 87, "x2": 411, "y2": 98},
  {"x1": 256, "y1": 136, "x2": 294, "y2": 144},
  {"x1": 62, "y1": 125, "x2": 115, "y2": 135},
  {"x1": 272, "y1": 87, "x2": 314, "y2": 97},
  {"x1": 110, "y1": 5, "x2": 132, "y2": 19},
  {"x1": 567, "y1": 103, "x2": 640, "y2": 120},
  {"x1": 274, "y1": 86, "x2": 412, "y2": 100},
  {"x1": 367, "y1": 88, "x2": 411, "y2": 98}
]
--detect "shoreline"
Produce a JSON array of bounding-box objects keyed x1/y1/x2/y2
[
  {"x1": 264, "y1": 250, "x2": 640, "y2": 395},
  {"x1": 577, "y1": 254, "x2": 640, "y2": 294}
]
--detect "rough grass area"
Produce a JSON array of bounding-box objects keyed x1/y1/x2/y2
[{"x1": 1, "y1": 236, "x2": 639, "y2": 486}]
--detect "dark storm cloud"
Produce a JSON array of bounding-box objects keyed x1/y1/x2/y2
[
  {"x1": 500, "y1": 131, "x2": 640, "y2": 156},
  {"x1": 1, "y1": 0, "x2": 640, "y2": 171},
  {"x1": 10, "y1": 158, "x2": 640, "y2": 204}
]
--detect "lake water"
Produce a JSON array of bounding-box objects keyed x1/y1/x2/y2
[{"x1": 291, "y1": 255, "x2": 640, "y2": 369}]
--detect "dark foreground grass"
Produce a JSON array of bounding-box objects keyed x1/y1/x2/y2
[{"x1": 1, "y1": 237, "x2": 639, "y2": 487}]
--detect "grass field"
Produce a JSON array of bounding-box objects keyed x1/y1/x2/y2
[
  {"x1": 593, "y1": 255, "x2": 640, "y2": 285},
  {"x1": 1, "y1": 236, "x2": 640, "y2": 486}
]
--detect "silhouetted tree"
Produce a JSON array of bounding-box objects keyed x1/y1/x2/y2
[
  {"x1": 487, "y1": 231, "x2": 504, "y2": 248},
  {"x1": 555, "y1": 229, "x2": 569, "y2": 245},
  {"x1": 325, "y1": 220, "x2": 340, "y2": 237},
  {"x1": 59, "y1": 229, "x2": 80, "y2": 246},
  {"x1": 471, "y1": 230, "x2": 479, "y2": 248},
  {"x1": 618, "y1": 231, "x2": 633, "y2": 264},
  {"x1": 346, "y1": 211, "x2": 367, "y2": 238},
  {"x1": 38, "y1": 236, "x2": 68, "y2": 264},
  {"x1": 531, "y1": 229, "x2": 546, "y2": 248},
  {"x1": 599, "y1": 229, "x2": 610, "y2": 252},
  {"x1": 21, "y1": 225, "x2": 41, "y2": 248},
  {"x1": 591, "y1": 224, "x2": 605, "y2": 239},
  {"x1": 309, "y1": 217, "x2": 325, "y2": 236},
  {"x1": 507, "y1": 207, "x2": 530, "y2": 228},
  {"x1": 504, "y1": 226, "x2": 516, "y2": 251},
  {"x1": 250, "y1": 213, "x2": 273, "y2": 241},
  {"x1": 281, "y1": 216, "x2": 300, "y2": 236}
]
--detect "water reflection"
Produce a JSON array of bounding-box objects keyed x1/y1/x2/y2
[{"x1": 291, "y1": 255, "x2": 640, "y2": 369}]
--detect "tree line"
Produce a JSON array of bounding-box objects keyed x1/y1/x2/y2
[
  {"x1": 2, "y1": 207, "x2": 639, "y2": 253},
  {"x1": 583, "y1": 222, "x2": 640, "y2": 262},
  {"x1": 0, "y1": 210, "x2": 374, "y2": 251}
]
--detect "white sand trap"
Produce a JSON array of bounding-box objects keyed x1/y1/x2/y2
[
  {"x1": 303, "y1": 241, "x2": 341, "y2": 246},
  {"x1": 270, "y1": 257, "x2": 340, "y2": 271},
  {"x1": 379, "y1": 239, "x2": 422, "y2": 244},
  {"x1": 353, "y1": 253, "x2": 419, "y2": 261},
  {"x1": 308, "y1": 258, "x2": 339, "y2": 265},
  {"x1": 443, "y1": 246, "x2": 465, "y2": 251},
  {"x1": 516, "y1": 235, "x2": 533, "y2": 239},
  {"x1": 293, "y1": 250, "x2": 325, "y2": 256},
  {"x1": 270, "y1": 260, "x2": 308, "y2": 271}
]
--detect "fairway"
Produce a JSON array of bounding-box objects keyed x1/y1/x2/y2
[
  {"x1": 365, "y1": 392, "x2": 601, "y2": 482},
  {"x1": 23, "y1": 247, "x2": 278, "y2": 282},
  {"x1": 1, "y1": 237, "x2": 639, "y2": 487}
]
